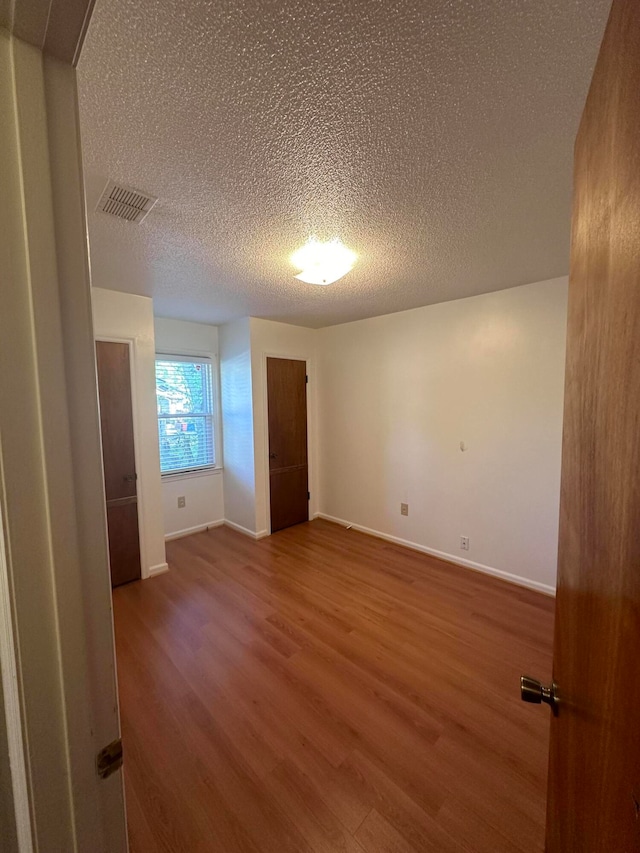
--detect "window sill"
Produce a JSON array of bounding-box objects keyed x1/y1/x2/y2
[{"x1": 161, "y1": 467, "x2": 223, "y2": 483}]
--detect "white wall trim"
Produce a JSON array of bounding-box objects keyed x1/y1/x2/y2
[
  {"x1": 95, "y1": 335, "x2": 150, "y2": 579},
  {"x1": 161, "y1": 467, "x2": 223, "y2": 483},
  {"x1": 148, "y1": 562, "x2": 169, "y2": 578},
  {"x1": 164, "y1": 520, "x2": 269, "y2": 542},
  {"x1": 317, "y1": 513, "x2": 556, "y2": 596},
  {"x1": 0, "y1": 497, "x2": 34, "y2": 853},
  {"x1": 165, "y1": 520, "x2": 224, "y2": 541},
  {"x1": 223, "y1": 519, "x2": 269, "y2": 540},
  {"x1": 155, "y1": 346, "x2": 215, "y2": 359}
]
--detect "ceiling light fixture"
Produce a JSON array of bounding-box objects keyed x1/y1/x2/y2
[{"x1": 290, "y1": 238, "x2": 357, "y2": 285}]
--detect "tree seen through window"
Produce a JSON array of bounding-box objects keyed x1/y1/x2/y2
[{"x1": 156, "y1": 358, "x2": 215, "y2": 473}]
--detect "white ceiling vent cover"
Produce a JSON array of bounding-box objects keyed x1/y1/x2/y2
[{"x1": 96, "y1": 180, "x2": 158, "y2": 223}]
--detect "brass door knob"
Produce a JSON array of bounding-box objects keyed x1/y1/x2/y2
[{"x1": 520, "y1": 676, "x2": 559, "y2": 714}]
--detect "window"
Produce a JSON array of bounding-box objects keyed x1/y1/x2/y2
[{"x1": 155, "y1": 356, "x2": 216, "y2": 474}]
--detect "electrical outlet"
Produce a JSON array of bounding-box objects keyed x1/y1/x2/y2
[
  {"x1": 460, "y1": 536, "x2": 469, "y2": 551},
  {"x1": 400, "y1": 503, "x2": 409, "y2": 516},
  {"x1": 177, "y1": 496, "x2": 186, "y2": 509}
]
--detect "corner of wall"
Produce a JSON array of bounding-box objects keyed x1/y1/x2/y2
[{"x1": 219, "y1": 318, "x2": 257, "y2": 534}]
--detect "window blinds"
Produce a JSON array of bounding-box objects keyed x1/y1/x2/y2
[{"x1": 155, "y1": 356, "x2": 215, "y2": 474}]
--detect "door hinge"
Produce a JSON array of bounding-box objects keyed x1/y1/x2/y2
[
  {"x1": 308, "y1": 491, "x2": 310, "y2": 500},
  {"x1": 96, "y1": 738, "x2": 123, "y2": 779},
  {"x1": 305, "y1": 375, "x2": 308, "y2": 383}
]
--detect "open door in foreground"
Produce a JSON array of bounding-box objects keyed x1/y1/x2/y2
[{"x1": 523, "y1": 2, "x2": 640, "y2": 849}]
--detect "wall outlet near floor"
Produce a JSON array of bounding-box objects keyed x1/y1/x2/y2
[
  {"x1": 177, "y1": 496, "x2": 186, "y2": 508},
  {"x1": 460, "y1": 536, "x2": 469, "y2": 551},
  {"x1": 400, "y1": 503, "x2": 409, "y2": 516}
]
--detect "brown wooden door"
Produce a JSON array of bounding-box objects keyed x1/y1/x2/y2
[
  {"x1": 267, "y1": 358, "x2": 309, "y2": 533},
  {"x1": 96, "y1": 341, "x2": 141, "y2": 587},
  {"x1": 543, "y1": 2, "x2": 640, "y2": 849}
]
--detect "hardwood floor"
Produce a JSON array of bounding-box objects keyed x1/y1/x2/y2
[{"x1": 113, "y1": 519, "x2": 554, "y2": 853}]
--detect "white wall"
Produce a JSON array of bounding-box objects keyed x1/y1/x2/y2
[
  {"x1": 219, "y1": 318, "x2": 257, "y2": 535},
  {"x1": 250, "y1": 318, "x2": 318, "y2": 535},
  {"x1": 317, "y1": 277, "x2": 568, "y2": 594},
  {"x1": 92, "y1": 288, "x2": 167, "y2": 577},
  {"x1": 154, "y1": 317, "x2": 224, "y2": 538}
]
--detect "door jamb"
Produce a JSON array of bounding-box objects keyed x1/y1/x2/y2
[{"x1": 95, "y1": 336, "x2": 148, "y2": 580}]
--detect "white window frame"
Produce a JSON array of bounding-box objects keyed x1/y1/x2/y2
[{"x1": 155, "y1": 352, "x2": 223, "y2": 478}]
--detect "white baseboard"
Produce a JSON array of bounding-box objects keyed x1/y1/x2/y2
[
  {"x1": 165, "y1": 520, "x2": 224, "y2": 541},
  {"x1": 163, "y1": 519, "x2": 269, "y2": 543},
  {"x1": 148, "y1": 562, "x2": 169, "y2": 578},
  {"x1": 224, "y1": 519, "x2": 269, "y2": 540},
  {"x1": 316, "y1": 513, "x2": 556, "y2": 597},
  {"x1": 159, "y1": 511, "x2": 555, "y2": 596}
]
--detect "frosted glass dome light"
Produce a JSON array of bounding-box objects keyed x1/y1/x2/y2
[{"x1": 290, "y1": 238, "x2": 357, "y2": 285}]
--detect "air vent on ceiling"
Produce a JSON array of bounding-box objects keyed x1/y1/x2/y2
[{"x1": 96, "y1": 180, "x2": 158, "y2": 223}]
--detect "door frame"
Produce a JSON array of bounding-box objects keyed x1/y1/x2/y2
[
  {"x1": 260, "y1": 352, "x2": 316, "y2": 535},
  {"x1": 1, "y1": 32, "x2": 127, "y2": 851},
  {"x1": 96, "y1": 336, "x2": 149, "y2": 579}
]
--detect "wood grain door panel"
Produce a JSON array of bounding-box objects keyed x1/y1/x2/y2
[
  {"x1": 269, "y1": 466, "x2": 309, "y2": 533},
  {"x1": 106, "y1": 501, "x2": 141, "y2": 588},
  {"x1": 267, "y1": 358, "x2": 308, "y2": 469},
  {"x1": 545, "y1": 2, "x2": 640, "y2": 849},
  {"x1": 267, "y1": 358, "x2": 308, "y2": 533},
  {"x1": 96, "y1": 341, "x2": 141, "y2": 587},
  {"x1": 96, "y1": 342, "x2": 138, "y2": 501}
]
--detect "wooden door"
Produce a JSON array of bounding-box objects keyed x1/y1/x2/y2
[
  {"x1": 96, "y1": 341, "x2": 142, "y2": 586},
  {"x1": 544, "y1": 2, "x2": 640, "y2": 849},
  {"x1": 267, "y1": 358, "x2": 309, "y2": 533}
]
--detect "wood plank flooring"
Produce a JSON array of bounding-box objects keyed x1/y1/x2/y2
[{"x1": 113, "y1": 519, "x2": 554, "y2": 853}]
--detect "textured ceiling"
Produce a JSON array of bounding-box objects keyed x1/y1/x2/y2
[{"x1": 78, "y1": 0, "x2": 611, "y2": 328}]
